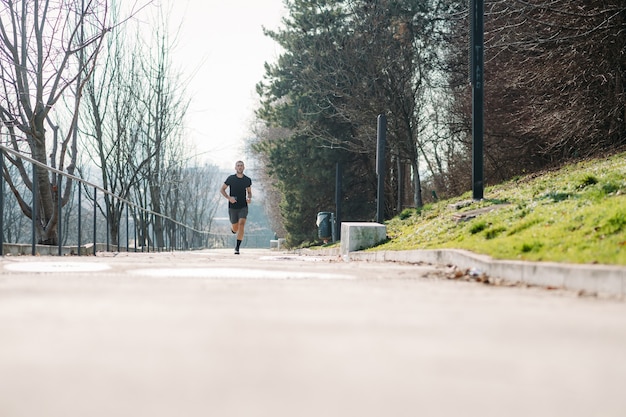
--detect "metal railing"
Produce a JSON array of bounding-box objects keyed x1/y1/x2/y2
[{"x1": 0, "y1": 144, "x2": 214, "y2": 256}]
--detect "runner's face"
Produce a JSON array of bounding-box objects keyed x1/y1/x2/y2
[{"x1": 235, "y1": 162, "x2": 245, "y2": 174}]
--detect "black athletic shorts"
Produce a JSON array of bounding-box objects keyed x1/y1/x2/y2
[{"x1": 229, "y1": 206, "x2": 248, "y2": 224}]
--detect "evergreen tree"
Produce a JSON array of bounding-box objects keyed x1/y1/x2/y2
[{"x1": 254, "y1": 0, "x2": 447, "y2": 244}]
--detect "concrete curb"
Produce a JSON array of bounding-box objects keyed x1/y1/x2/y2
[
  {"x1": 1, "y1": 243, "x2": 177, "y2": 256},
  {"x1": 300, "y1": 247, "x2": 626, "y2": 298},
  {"x1": 2, "y1": 243, "x2": 104, "y2": 256}
]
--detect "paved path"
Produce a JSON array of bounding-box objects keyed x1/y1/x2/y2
[{"x1": 1, "y1": 249, "x2": 625, "y2": 417}]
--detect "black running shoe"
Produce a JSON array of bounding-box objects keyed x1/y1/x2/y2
[{"x1": 234, "y1": 249, "x2": 240, "y2": 255}]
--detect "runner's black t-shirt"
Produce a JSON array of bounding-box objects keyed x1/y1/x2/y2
[{"x1": 224, "y1": 174, "x2": 252, "y2": 209}]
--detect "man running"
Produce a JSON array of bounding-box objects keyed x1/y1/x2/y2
[{"x1": 220, "y1": 160, "x2": 252, "y2": 254}]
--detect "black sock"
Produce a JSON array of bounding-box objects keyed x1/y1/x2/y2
[{"x1": 236, "y1": 239, "x2": 242, "y2": 250}]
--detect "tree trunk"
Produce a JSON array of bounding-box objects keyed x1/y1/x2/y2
[
  {"x1": 31, "y1": 113, "x2": 59, "y2": 245},
  {"x1": 411, "y1": 160, "x2": 423, "y2": 209}
]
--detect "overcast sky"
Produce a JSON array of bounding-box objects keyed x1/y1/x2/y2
[{"x1": 163, "y1": 0, "x2": 286, "y2": 169}]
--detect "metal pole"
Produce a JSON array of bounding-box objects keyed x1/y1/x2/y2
[
  {"x1": 397, "y1": 158, "x2": 403, "y2": 212},
  {"x1": 57, "y1": 178, "x2": 62, "y2": 256},
  {"x1": 133, "y1": 207, "x2": 137, "y2": 252},
  {"x1": 126, "y1": 203, "x2": 129, "y2": 252},
  {"x1": 32, "y1": 164, "x2": 37, "y2": 255},
  {"x1": 0, "y1": 151, "x2": 4, "y2": 256},
  {"x1": 78, "y1": 184, "x2": 82, "y2": 255},
  {"x1": 471, "y1": 0, "x2": 485, "y2": 200},
  {"x1": 117, "y1": 205, "x2": 121, "y2": 252},
  {"x1": 144, "y1": 190, "x2": 147, "y2": 252},
  {"x1": 93, "y1": 188, "x2": 97, "y2": 255},
  {"x1": 335, "y1": 161, "x2": 342, "y2": 240},
  {"x1": 106, "y1": 199, "x2": 110, "y2": 252},
  {"x1": 376, "y1": 114, "x2": 387, "y2": 224}
]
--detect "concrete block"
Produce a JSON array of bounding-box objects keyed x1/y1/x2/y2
[
  {"x1": 270, "y1": 238, "x2": 286, "y2": 250},
  {"x1": 340, "y1": 222, "x2": 387, "y2": 255}
]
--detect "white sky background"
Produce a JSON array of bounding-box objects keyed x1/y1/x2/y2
[{"x1": 159, "y1": 0, "x2": 286, "y2": 169}]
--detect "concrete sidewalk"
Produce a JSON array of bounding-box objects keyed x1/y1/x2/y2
[
  {"x1": 1, "y1": 249, "x2": 626, "y2": 417},
  {"x1": 4, "y1": 238, "x2": 626, "y2": 297}
]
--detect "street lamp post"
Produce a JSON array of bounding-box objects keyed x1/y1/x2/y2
[
  {"x1": 470, "y1": 0, "x2": 484, "y2": 200},
  {"x1": 376, "y1": 114, "x2": 387, "y2": 224}
]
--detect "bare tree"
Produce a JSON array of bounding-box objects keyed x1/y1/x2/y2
[
  {"x1": 248, "y1": 122, "x2": 289, "y2": 238},
  {"x1": 80, "y1": 3, "x2": 152, "y2": 246},
  {"x1": 443, "y1": 0, "x2": 626, "y2": 189},
  {"x1": 486, "y1": 0, "x2": 626, "y2": 160},
  {"x1": 134, "y1": 7, "x2": 190, "y2": 249},
  {"x1": 0, "y1": 0, "x2": 109, "y2": 244},
  {"x1": 0, "y1": 159, "x2": 30, "y2": 243},
  {"x1": 163, "y1": 162, "x2": 222, "y2": 246},
  {"x1": 79, "y1": 2, "x2": 194, "y2": 249}
]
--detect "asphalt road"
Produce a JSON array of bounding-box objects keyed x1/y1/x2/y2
[{"x1": 1, "y1": 248, "x2": 625, "y2": 417}]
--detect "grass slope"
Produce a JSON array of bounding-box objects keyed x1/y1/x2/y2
[{"x1": 379, "y1": 152, "x2": 626, "y2": 265}]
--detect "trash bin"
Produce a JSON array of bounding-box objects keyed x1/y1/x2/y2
[{"x1": 316, "y1": 212, "x2": 333, "y2": 240}]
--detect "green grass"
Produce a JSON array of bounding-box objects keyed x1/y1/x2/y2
[{"x1": 378, "y1": 152, "x2": 626, "y2": 265}]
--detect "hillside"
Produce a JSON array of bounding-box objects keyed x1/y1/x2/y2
[{"x1": 378, "y1": 153, "x2": 626, "y2": 266}]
